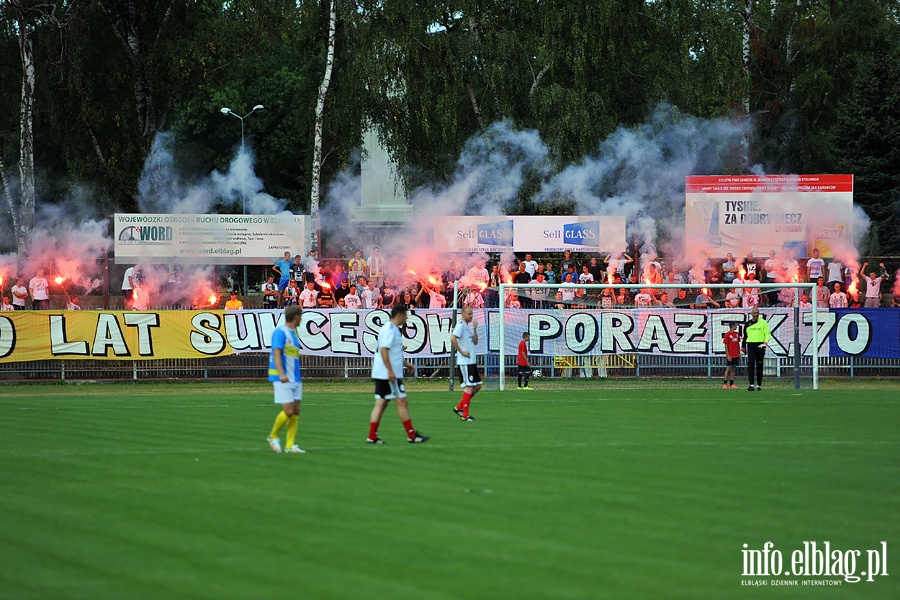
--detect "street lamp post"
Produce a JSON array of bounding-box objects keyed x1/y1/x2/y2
[{"x1": 220, "y1": 104, "x2": 264, "y2": 295}]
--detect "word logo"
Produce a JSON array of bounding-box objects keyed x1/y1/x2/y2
[{"x1": 118, "y1": 225, "x2": 174, "y2": 244}]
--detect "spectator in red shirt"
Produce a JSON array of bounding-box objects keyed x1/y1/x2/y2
[
  {"x1": 517, "y1": 332, "x2": 532, "y2": 390},
  {"x1": 723, "y1": 322, "x2": 741, "y2": 389}
]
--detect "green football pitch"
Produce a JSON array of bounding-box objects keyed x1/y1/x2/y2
[{"x1": 1, "y1": 381, "x2": 898, "y2": 599}]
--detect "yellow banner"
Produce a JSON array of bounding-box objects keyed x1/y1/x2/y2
[{"x1": 0, "y1": 311, "x2": 236, "y2": 362}]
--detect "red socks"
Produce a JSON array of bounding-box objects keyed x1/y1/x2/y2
[
  {"x1": 402, "y1": 419, "x2": 415, "y2": 439},
  {"x1": 368, "y1": 421, "x2": 379, "y2": 441},
  {"x1": 456, "y1": 391, "x2": 474, "y2": 418}
]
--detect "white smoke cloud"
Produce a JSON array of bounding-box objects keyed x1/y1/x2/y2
[
  {"x1": 137, "y1": 132, "x2": 285, "y2": 215},
  {"x1": 535, "y1": 104, "x2": 746, "y2": 258}
]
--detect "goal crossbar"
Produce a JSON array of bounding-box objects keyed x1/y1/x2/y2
[{"x1": 497, "y1": 282, "x2": 819, "y2": 391}]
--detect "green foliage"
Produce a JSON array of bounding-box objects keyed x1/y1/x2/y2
[{"x1": 0, "y1": 0, "x2": 898, "y2": 252}]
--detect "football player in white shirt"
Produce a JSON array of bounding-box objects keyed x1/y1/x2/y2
[
  {"x1": 451, "y1": 306, "x2": 482, "y2": 422},
  {"x1": 367, "y1": 305, "x2": 429, "y2": 444}
]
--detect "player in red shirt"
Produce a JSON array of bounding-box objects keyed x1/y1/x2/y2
[
  {"x1": 517, "y1": 332, "x2": 533, "y2": 390},
  {"x1": 723, "y1": 322, "x2": 742, "y2": 388}
]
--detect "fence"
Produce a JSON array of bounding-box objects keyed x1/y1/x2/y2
[{"x1": 2, "y1": 354, "x2": 898, "y2": 382}]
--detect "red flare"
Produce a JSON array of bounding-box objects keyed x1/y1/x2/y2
[
  {"x1": 738, "y1": 268, "x2": 746, "y2": 279},
  {"x1": 321, "y1": 282, "x2": 331, "y2": 290},
  {"x1": 55, "y1": 276, "x2": 65, "y2": 285},
  {"x1": 702, "y1": 288, "x2": 710, "y2": 296},
  {"x1": 208, "y1": 294, "x2": 218, "y2": 306},
  {"x1": 427, "y1": 276, "x2": 437, "y2": 285},
  {"x1": 478, "y1": 282, "x2": 488, "y2": 292},
  {"x1": 407, "y1": 269, "x2": 416, "y2": 276}
]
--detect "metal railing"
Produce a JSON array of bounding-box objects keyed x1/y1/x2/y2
[{"x1": 1, "y1": 354, "x2": 898, "y2": 382}]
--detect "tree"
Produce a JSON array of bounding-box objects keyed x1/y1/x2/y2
[{"x1": 2, "y1": 0, "x2": 37, "y2": 253}]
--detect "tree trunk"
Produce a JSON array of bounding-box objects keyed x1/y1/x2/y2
[
  {"x1": 99, "y1": 0, "x2": 157, "y2": 143},
  {"x1": 740, "y1": 0, "x2": 752, "y2": 171},
  {"x1": 11, "y1": 0, "x2": 35, "y2": 254},
  {"x1": 465, "y1": 81, "x2": 486, "y2": 130},
  {"x1": 309, "y1": 0, "x2": 337, "y2": 255}
]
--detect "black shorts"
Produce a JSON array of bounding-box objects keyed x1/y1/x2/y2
[
  {"x1": 458, "y1": 364, "x2": 483, "y2": 387},
  {"x1": 373, "y1": 378, "x2": 406, "y2": 400},
  {"x1": 727, "y1": 357, "x2": 740, "y2": 367}
]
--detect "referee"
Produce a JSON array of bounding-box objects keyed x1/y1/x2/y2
[{"x1": 744, "y1": 307, "x2": 772, "y2": 391}]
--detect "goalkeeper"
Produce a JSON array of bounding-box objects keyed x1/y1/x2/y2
[
  {"x1": 517, "y1": 332, "x2": 533, "y2": 390},
  {"x1": 743, "y1": 307, "x2": 772, "y2": 391}
]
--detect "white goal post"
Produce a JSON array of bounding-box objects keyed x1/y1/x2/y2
[{"x1": 498, "y1": 282, "x2": 820, "y2": 391}]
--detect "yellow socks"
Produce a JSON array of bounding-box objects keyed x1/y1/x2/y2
[
  {"x1": 269, "y1": 411, "x2": 288, "y2": 439},
  {"x1": 286, "y1": 415, "x2": 299, "y2": 447}
]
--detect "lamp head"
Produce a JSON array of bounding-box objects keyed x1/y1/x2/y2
[
  {"x1": 252, "y1": 104, "x2": 264, "y2": 112},
  {"x1": 219, "y1": 107, "x2": 232, "y2": 115}
]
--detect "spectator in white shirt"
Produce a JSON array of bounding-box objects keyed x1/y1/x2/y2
[
  {"x1": 806, "y1": 248, "x2": 825, "y2": 282},
  {"x1": 860, "y1": 262, "x2": 889, "y2": 307},
  {"x1": 344, "y1": 285, "x2": 362, "y2": 309},
  {"x1": 578, "y1": 265, "x2": 594, "y2": 284},
  {"x1": 416, "y1": 281, "x2": 446, "y2": 309},
  {"x1": 725, "y1": 289, "x2": 740, "y2": 308},
  {"x1": 29, "y1": 269, "x2": 50, "y2": 310},
  {"x1": 299, "y1": 282, "x2": 319, "y2": 308},
  {"x1": 122, "y1": 265, "x2": 136, "y2": 308},
  {"x1": 521, "y1": 254, "x2": 539, "y2": 277},
  {"x1": 829, "y1": 283, "x2": 848, "y2": 308},
  {"x1": 814, "y1": 277, "x2": 830, "y2": 308},
  {"x1": 464, "y1": 289, "x2": 485, "y2": 308},
  {"x1": 11, "y1": 277, "x2": 28, "y2": 309},
  {"x1": 465, "y1": 261, "x2": 490, "y2": 286},
  {"x1": 1, "y1": 295, "x2": 14, "y2": 310},
  {"x1": 826, "y1": 258, "x2": 844, "y2": 286},
  {"x1": 799, "y1": 294, "x2": 813, "y2": 308},
  {"x1": 361, "y1": 280, "x2": 381, "y2": 309},
  {"x1": 633, "y1": 290, "x2": 652, "y2": 307},
  {"x1": 764, "y1": 250, "x2": 781, "y2": 283},
  {"x1": 782, "y1": 255, "x2": 800, "y2": 282},
  {"x1": 505, "y1": 290, "x2": 522, "y2": 309},
  {"x1": 557, "y1": 273, "x2": 577, "y2": 303}
]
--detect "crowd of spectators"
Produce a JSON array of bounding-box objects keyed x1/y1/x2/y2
[
  {"x1": 262, "y1": 248, "x2": 897, "y2": 312},
  {"x1": 8, "y1": 248, "x2": 896, "y2": 310}
]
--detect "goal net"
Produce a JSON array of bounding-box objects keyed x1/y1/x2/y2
[{"x1": 486, "y1": 282, "x2": 822, "y2": 391}]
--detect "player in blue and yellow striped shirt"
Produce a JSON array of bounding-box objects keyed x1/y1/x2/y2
[{"x1": 266, "y1": 305, "x2": 305, "y2": 454}]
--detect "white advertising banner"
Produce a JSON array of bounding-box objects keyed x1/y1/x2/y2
[
  {"x1": 433, "y1": 216, "x2": 627, "y2": 253},
  {"x1": 114, "y1": 213, "x2": 308, "y2": 265},
  {"x1": 685, "y1": 175, "x2": 854, "y2": 258}
]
